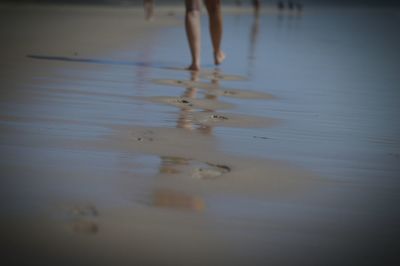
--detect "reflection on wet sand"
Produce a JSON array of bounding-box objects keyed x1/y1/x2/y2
[
  {"x1": 155, "y1": 70, "x2": 222, "y2": 211},
  {"x1": 159, "y1": 156, "x2": 189, "y2": 174},
  {"x1": 176, "y1": 71, "x2": 199, "y2": 131},
  {"x1": 3, "y1": 5, "x2": 399, "y2": 265},
  {"x1": 199, "y1": 76, "x2": 219, "y2": 135},
  {"x1": 147, "y1": 94, "x2": 234, "y2": 110},
  {"x1": 152, "y1": 78, "x2": 274, "y2": 99},
  {"x1": 248, "y1": 13, "x2": 260, "y2": 77},
  {"x1": 159, "y1": 156, "x2": 231, "y2": 180},
  {"x1": 153, "y1": 188, "x2": 205, "y2": 211}
]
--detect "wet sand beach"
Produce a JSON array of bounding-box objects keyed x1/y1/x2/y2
[{"x1": 1, "y1": 3, "x2": 400, "y2": 266}]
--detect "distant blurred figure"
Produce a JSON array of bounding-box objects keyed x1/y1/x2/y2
[
  {"x1": 295, "y1": 2, "x2": 303, "y2": 12},
  {"x1": 252, "y1": 0, "x2": 261, "y2": 17},
  {"x1": 248, "y1": 9, "x2": 260, "y2": 77},
  {"x1": 185, "y1": 0, "x2": 225, "y2": 71},
  {"x1": 287, "y1": 1, "x2": 294, "y2": 10},
  {"x1": 143, "y1": 0, "x2": 154, "y2": 21},
  {"x1": 277, "y1": 1, "x2": 285, "y2": 11}
]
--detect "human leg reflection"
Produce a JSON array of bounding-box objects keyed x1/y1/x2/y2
[
  {"x1": 198, "y1": 73, "x2": 219, "y2": 135},
  {"x1": 143, "y1": 0, "x2": 154, "y2": 21},
  {"x1": 153, "y1": 70, "x2": 222, "y2": 211},
  {"x1": 247, "y1": 13, "x2": 260, "y2": 77},
  {"x1": 176, "y1": 71, "x2": 199, "y2": 130},
  {"x1": 152, "y1": 188, "x2": 205, "y2": 211}
]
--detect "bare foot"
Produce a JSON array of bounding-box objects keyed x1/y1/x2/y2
[
  {"x1": 214, "y1": 51, "x2": 226, "y2": 65},
  {"x1": 187, "y1": 63, "x2": 200, "y2": 71}
]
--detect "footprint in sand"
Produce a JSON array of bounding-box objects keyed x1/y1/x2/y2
[
  {"x1": 147, "y1": 96, "x2": 234, "y2": 110},
  {"x1": 192, "y1": 112, "x2": 277, "y2": 128},
  {"x1": 159, "y1": 156, "x2": 231, "y2": 180},
  {"x1": 191, "y1": 162, "x2": 231, "y2": 180},
  {"x1": 132, "y1": 129, "x2": 155, "y2": 142},
  {"x1": 160, "y1": 67, "x2": 247, "y2": 81},
  {"x1": 66, "y1": 204, "x2": 99, "y2": 235},
  {"x1": 210, "y1": 114, "x2": 229, "y2": 121},
  {"x1": 176, "y1": 98, "x2": 194, "y2": 107},
  {"x1": 199, "y1": 72, "x2": 247, "y2": 81}
]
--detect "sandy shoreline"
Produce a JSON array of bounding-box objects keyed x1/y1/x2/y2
[{"x1": 1, "y1": 3, "x2": 399, "y2": 266}]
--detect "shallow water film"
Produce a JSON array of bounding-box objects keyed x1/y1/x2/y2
[{"x1": 1, "y1": 3, "x2": 399, "y2": 266}]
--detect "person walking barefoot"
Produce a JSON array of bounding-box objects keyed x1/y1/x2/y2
[{"x1": 185, "y1": 0, "x2": 225, "y2": 71}]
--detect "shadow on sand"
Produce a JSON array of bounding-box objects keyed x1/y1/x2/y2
[{"x1": 26, "y1": 54, "x2": 167, "y2": 68}]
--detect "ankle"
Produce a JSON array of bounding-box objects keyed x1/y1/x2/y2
[
  {"x1": 188, "y1": 62, "x2": 200, "y2": 71},
  {"x1": 214, "y1": 50, "x2": 225, "y2": 65}
]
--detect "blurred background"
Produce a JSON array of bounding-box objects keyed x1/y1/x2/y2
[{"x1": 2, "y1": 0, "x2": 400, "y2": 7}]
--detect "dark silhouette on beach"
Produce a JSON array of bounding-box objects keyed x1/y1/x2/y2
[
  {"x1": 288, "y1": 1, "x2": 295, "y2": 10},
  {"x1": 248, "y1": 12, "x2": 260, "y2": 77},
  {"x1": 295, "y1": 2, "x2": 303, "y2": 12},
  {"x1": 143, "y1": 0, "x2": 154, "y2": 20},
  {"x1": 252, "y1": 0, "x2": 261, "y2": 17},
  {"x1": 277, "y1": 1, "x2": 285, "y2": 10},
  {"x1": 278, "y1": 1, "x2": 304, "y2": 15}
]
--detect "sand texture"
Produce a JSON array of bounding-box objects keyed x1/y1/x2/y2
[{"x1": 1, "y1": 3, "x2": 400, "y2": 266}]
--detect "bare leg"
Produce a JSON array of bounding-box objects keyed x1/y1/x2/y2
[
  {"x1": 252, "y1": 0, "x2": 261, "y2": 18},
  {"x1": 204, "y1": 0, "x2": 225, "y2": 65},
  {"x1": 143, "y1": 0, "x2": 154, "y2": 21},
  {"x1": 185, "y1": 0, "x2": 202, "y2": 71}
]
